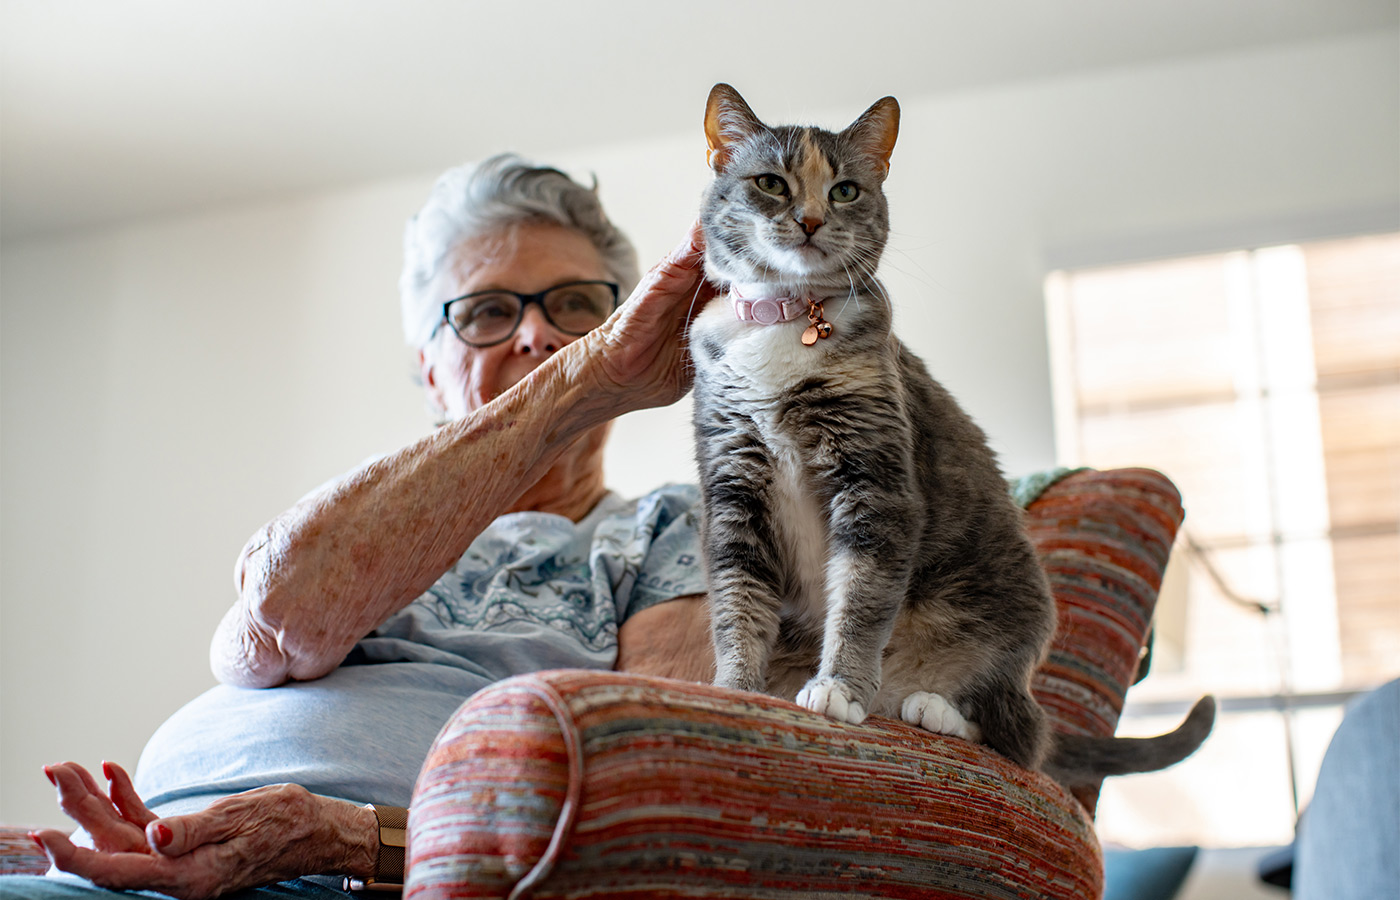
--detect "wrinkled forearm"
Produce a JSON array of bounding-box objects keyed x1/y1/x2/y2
[
  {"x1": 316, "y1": 794, "x2": 380, "y2": 883},
  {"x1": 213, "y1": 350, "x2": 618, "y2": 688},
  {"x1": 212, "y1": 226, "x2": 715, "y2": 688}
]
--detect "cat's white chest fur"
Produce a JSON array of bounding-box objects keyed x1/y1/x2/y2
[
  {"x1": 768, "y1": 433, "x2": 829, "y2": 630},
  {"x1": 691, "y1": 294, "x2": 836, "y2": 626},
  {"x1": 690, "y1": 292, "x2": 834, "y2": 398}
]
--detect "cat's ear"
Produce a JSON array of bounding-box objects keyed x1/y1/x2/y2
[
  {"x1": 844, "y1": 96, "x2": 900, "y2": 179},
  {"x1": 705, "y1": 83, "x2": 765, "y2": 173}
]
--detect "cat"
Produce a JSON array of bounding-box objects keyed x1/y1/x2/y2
[{"x1": 689, "y1": 82, "x2": 1213, "y2": 786}]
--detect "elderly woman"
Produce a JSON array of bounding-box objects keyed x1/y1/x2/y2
[{"x1": 18, "y1": 155, "x2": 720, "y2": 899}]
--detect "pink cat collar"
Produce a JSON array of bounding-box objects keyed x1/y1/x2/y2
[{"x1": 731, "y1": 294, "x2": 807, "y2": 326}]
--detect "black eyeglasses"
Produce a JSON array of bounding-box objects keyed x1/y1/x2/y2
[{"x1": 437, "y1": 280, "x2": 620, "y2": 348}]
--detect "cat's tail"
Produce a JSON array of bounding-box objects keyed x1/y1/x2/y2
[{"x1": 1041, "y1": 695, "x2": 1216, "y2": 787}]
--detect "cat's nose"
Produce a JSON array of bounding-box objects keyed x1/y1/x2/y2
[{"x1": 798, "y1": 215, "x2": 824, "y2": 236}]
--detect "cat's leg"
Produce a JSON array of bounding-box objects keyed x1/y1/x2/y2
[
  {"x1": 796, "y1": 425, "x2": 919, "y2": 725},
  {"x1": 793, "y1": 544, "x2": 905, "y2": 723},
  {"x1": 796, "y1": 547, "x2": 909, "y2": 724},
  {"x1": 706, "y1": 531, "x2": 787, "y2": 693},
  {"x1": 700, "y1": 425, "x2": 790, "y2": 695}
]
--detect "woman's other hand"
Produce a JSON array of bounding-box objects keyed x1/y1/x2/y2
[
  {"x1": 574, "y1": 221, "x2": 720, "y2": 414},
  {"x1": 30, "y1": 761, "x2": 376, "y2": 900}
]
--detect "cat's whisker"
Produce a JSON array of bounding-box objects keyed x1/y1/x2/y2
[
  {"x1": 843, "y1": 251, "x2": 889, "y2": 299},
  {"x1": 834, "y1": 263, "x2": 864, "y2": 317},
  {"x1": 873, "y1": 244, "x2": 946, "y2": 293},
  {"x1": 683, "y1": 273, "x2": 713, "y2": 328}
]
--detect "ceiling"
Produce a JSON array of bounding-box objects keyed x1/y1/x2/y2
[{"x1": 2, "y1": 0, "x2": 1395, "y2": 241}]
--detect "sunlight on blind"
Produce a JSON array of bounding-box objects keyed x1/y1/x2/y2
[{"x1": 1044, "y1": 231, "x2": 1399, "y2": 847}]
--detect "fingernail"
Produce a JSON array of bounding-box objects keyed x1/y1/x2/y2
[
  {"x1": 102, "y1": 761, "x2": 113, "y2": 781},
  {"x1": 43, "y1": 766, "x2": 55, "y2": 786},
  {"x1": 154, "y1": 823, "x2": 173, "y2": 847},
  {"x1": 29, "y1": 832, "x2": 45, "y2": 853}
]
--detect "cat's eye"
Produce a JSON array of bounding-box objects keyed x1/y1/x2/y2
[
  {"x1": 830, "y1": 181, "x2": 860, "y2": 203},
  {"x1": 754, "y1": 174, "x2": 789, "y2": 196}
]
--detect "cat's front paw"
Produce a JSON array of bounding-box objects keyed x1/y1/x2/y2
[
  {"x1": 901, "y1": 692, "x2": 983, "y2": 742},
  {"x1": 796, "y1": 677, "x2": 868, "y2": 724}
]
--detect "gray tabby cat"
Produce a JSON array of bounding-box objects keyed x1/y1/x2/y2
[{"x1": 690, "y1": 83, "x2": 1213, "y2": 785}]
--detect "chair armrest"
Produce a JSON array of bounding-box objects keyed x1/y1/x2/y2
[
  {"x1": 0, "y1": 827, "x2": 48, "y2": 876},
  {"x1": 406, "y1": 670, "x2": 1102, "y2": 900},
  {"x1": 1028, "y1": 468, "x2": 1185, "y2": 813}
]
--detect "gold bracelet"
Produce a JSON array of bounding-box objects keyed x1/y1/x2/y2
[{"x1": 343, "y1": 804, "x2": 407, "y2": 893}]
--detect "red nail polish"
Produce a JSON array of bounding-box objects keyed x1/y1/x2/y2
[
  {"x1": 29, "y1": 832, "x2": 45, "y2": 853},
  {"x1": 43, "y1": 766, "x2": 55, "y2": 786},
  {"x1": 102, "y1": 761, "x2": 114, "y2": 781},
  {"x1": 154, "y1": 823, "x2": 173, "y2": 847}
]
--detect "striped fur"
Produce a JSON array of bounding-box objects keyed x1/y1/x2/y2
[{"x1": 692, "y1": 84, "x2": 1210, "y2": 779}]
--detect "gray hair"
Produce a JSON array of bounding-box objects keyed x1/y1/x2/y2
[{"x1": 400, "y1": 153, "x2": 641, "y2": 349}]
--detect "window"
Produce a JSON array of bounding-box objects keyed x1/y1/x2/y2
[{"x1": 1045, "y1": 232, "x2": 1399, "y2": 846}]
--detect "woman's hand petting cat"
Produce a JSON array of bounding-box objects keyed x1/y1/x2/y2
[
  {"x1": 30, "y1": 761, "x2": 376, "y2": 900},
  {"x1": 572, "y1": 221, "x2": 720, "y2": 417}
]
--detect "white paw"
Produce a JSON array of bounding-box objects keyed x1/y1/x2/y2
[
  {"x1": 901, "y1": 692, "x2": 983, "y2": 742},
  {"x1": 796, "y1": 677, "x2": 868, "y2": 724}
]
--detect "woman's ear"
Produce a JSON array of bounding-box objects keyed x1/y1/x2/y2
[{"x1": 418, "y1": 347, "x2": 446, "y2": 417}]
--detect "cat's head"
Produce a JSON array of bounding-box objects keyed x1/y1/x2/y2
[{"x1": 700, "y1": 84, "x2": 899, "y2": 291}]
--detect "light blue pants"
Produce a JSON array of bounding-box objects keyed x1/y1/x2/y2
[{"x1": 1294, "y1": 678, "x2": 1400, "y2": 900}]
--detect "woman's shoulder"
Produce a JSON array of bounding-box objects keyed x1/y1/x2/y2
[
  {"x1": 633, "y1": 482, "x2": 700, "y2": 509},
  {"x1": 594, "y1": 483, "x2": 700, "y2": 532}
]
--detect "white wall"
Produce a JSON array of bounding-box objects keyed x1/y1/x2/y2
[{"x1": 3, "y1": 33, "x2": 1396, "y2": 828}]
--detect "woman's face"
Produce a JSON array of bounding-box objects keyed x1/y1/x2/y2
[{"x1": 420, "y1": 222, "x2": 612, "y2": 420}]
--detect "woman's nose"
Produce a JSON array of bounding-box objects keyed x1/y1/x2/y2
[{"x1": 513, "y1": 305, "x2": 564, "y2": 355}]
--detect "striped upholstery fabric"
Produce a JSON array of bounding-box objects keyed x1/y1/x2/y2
[
  {"x1": 407, "y1": 468, "x2": 1184, "y2": 899},
  {"x1": 1028, "y1": 468, "x2": 1184, "y2": 813},
  {"x1": 411, "y1": 672, "x2": 1102, "y2": 899},
  {"x1": 0, "y1": 827, "x2": 47, "y2": 876}
]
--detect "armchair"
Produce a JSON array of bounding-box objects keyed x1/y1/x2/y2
[{"x1": 405, "y1": 468, "x2": 1184, "y2": 899}]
